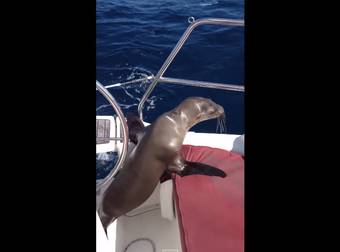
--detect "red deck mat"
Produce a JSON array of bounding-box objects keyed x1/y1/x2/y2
[{"x1": 173, "y1": 145, "x2": 244, "y2": 252}]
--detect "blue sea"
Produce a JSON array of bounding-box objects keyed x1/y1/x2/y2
[
  {"x1": 96, "y1": 0, "x2": 244, "y2": 179},
  {"x1": 96, "y1": 0, "x2": 244, "y2": 134}
]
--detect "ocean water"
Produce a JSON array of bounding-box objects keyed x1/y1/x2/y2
[{"x1": 96, "y1": 0, "x2": 244, "y2": 134}]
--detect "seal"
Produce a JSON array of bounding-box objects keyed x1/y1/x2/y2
[{"x1": 97, "y1": 97, "x2": 226, "y2": 232}]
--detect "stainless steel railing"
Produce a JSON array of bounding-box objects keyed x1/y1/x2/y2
[
  {"x1": 96, "y1": 81, "x2": 129, "y2": 191},
  {"x1": 137, "y1": 18, "x2": 244, "y2": 120}
]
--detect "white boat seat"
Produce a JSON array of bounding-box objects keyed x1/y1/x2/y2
[
  {"x1": 231, "y1": 134, "x2": 244, "y2": 156},
  {"x1": 160, "y1": 180, "x2": 175, "y2": 221}
]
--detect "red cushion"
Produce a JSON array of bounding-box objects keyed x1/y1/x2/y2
[{"x1": 173, "y1": 145, "x2": 244, "y2": 252}]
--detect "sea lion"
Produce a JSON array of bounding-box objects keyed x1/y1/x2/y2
[
  {"x1": 97, "y1": 97, "x2": 226, "y2": 232},
  {"x1": 126, "y1": 113, "x2": 227, "y2": 177}
]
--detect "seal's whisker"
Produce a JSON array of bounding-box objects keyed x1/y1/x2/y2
[
  {"x1": 222, "y1": 116, "x2": 227, "y2": 133},
  {"x1": 216, "y1": 114, "x2": 227, "y2": 134},
  {"x1": 222, "y1": 117, "x2": 226, "y2": 132},
  {"x1": 220, "y1": 118, "x2": 224, "y2": 133},
  {"x1": 216, "y1": 117, "x2": 221, "y2": 133},
  {"x1": 216, "y1": 116, "x2": 225, "y2": 134}
]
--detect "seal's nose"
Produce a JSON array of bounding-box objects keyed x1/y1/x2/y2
[{"x1": 217, "y1": 105, "x2": 224, "y2": 115}]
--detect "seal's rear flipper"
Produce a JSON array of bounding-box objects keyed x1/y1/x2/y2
[{"x1": 180, "y1": 161, "x2": 227, "y2": 178}]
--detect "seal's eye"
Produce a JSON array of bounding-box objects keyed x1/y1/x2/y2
[
  {"x1": 210, "y1": 108, "x2": 217, "y2": 115},
  {"x1": 200, "y1": 104, "x2": 209, "y2": 112},
  {"x1": 205, "y1": 106, "x2": 215, "y2": 114}
]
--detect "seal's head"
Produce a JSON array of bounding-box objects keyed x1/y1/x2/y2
[{"x1": 178, "y1": 97, "x2": 225, "y2": 127}]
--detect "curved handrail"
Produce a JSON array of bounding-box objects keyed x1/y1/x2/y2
[
  {"x1": 96, "y1": 81, "x2": 129, "y2": 191},
  {"x1": 137, "y1": 18, "x2": 244, "y2": 120}
]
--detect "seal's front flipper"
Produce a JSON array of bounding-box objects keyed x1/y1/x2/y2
[{"x1": 179, "y1": 161, "x2": 227, "y2": 178}]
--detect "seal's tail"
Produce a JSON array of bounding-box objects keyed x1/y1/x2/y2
[
  {"x1": 126, "y1": 113, "x2": 144, "y2": 129},
  {"x1": 102, "y1": 217, "x2": 117, "y2": 240},
  {"x1": 180, "y1": 161, "x2": 227, "y2": 178}
]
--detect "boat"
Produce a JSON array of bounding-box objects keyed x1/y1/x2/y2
[{"x1": 96, "y1": 17, "x2": 244, "y2": 252}]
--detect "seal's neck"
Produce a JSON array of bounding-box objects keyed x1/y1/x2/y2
[{"x1": 176, "y1": 106, "x2": 202, "y2": 130}]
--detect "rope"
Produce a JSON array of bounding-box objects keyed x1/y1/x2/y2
[
  {"x1": 103, "y1": 76, "x2": 154, "y2": 89},
  {"x1": 123, "y1": 238, "x2": 156, "y2": 252}
]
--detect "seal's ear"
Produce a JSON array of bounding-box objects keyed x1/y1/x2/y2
[{"x1": 179, "y1": 161, "x2": 227, "y2": 178}]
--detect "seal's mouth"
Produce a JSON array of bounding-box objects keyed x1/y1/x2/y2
[
  {"x1": 210, "y1": 104, "x2": 225, "y2": 119},
  {"x1": 194, "y1": 99, "x2": 225, "y2": 124},
  {"x1": 216, "y1": 105, "x2": 225, "y2": 117}
]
